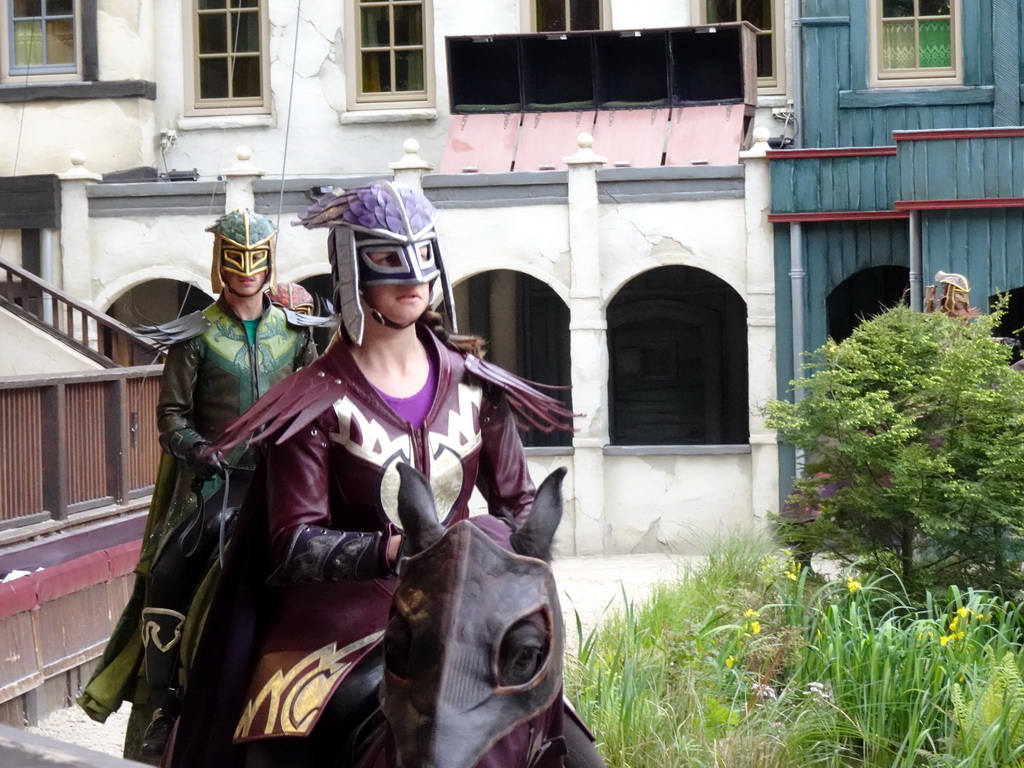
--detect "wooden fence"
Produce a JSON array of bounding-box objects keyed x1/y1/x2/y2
[
  {"x1": 0, "y1": 366, "x2": 163, "y2": 531},
  {"x1": 0, "y1": 366, "x2": 161, "y2": 729}
]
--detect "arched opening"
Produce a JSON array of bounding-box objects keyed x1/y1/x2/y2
[
  {"x1": 108, "y1": 279, "x2": 214, "y2": 329},
  {"x1": 607, "y1": 266, "x2": 748, "y2": 446},
  {"x1": 454, "y1": 270, "x2": 571, "y2": 448},
  {"x1": 989, "y1": 285, "x2": 1024, "y2": 366},
  {"x1": 826, "y1": 265, "x2": 909, "y2": 342}
]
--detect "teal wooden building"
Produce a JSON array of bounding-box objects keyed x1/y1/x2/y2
[
  {"x1": 770, "y1": 0, "x2": 1024, "y2": 389},
  {"x1": 768, "y1": 0, "x2": 1024, "y2": 490}
]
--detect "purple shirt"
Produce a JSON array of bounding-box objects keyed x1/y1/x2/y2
[{"x1": 374, "y1": 347, "x2": 438, "y2": 429}]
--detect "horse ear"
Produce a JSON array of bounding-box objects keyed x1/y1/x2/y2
[
  {"x1": 510, "y1": 466, "x2": 567, "y2": 563},
  {"x1": 396, "y1": 462, "x2": 445, "y2": 554}
]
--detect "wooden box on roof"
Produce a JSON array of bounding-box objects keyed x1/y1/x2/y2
[{"x1": 446, "y1": 23, "x2": 757, "y2": 115}]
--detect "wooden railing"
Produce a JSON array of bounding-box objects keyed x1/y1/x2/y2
[
  {"x1": 0, "y1": 258, "x2": 163, "y2": 368},
  {"x1": 0, "y1": 366, "x2": 163, "y2": 531}
]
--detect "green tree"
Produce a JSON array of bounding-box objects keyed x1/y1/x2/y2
[{"x1": 766, "y1": 305, "x2": 1024, "y2": 596}]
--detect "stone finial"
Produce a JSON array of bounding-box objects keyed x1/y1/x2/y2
[
  {"x1": 740, "y1": 126, "x2": 771, "y2": 159},
  {"x1": 389, "y1": 138, "x2": 434, "y2": 172},
  {"x1": 222, "y1": 145, "x2": 265, "y2": 177},
  {"x1": 59, "y1": 149, "x2": 102, "y2": 181},
  {"x1": 564, "y1": 132, "x2": 607, "y2": 166}
]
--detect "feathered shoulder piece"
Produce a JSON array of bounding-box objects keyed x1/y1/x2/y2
[
  {"x1": 280, "y1": 307, "x2": 336, "y2": 328},
  {"x1": 214, "y1": 359, "x2": 348, "y2": 455},
  {"x1": 463, "y1": 355, "x2": 578, "y2": 434},
  {"x1": 134, "y1": 311, "x2": 210, "y2": 352}
]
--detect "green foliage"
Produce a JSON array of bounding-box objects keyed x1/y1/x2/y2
[
  {"x1": 950, "y1": 648, "x2": 1024, "y2": 765},
  {"x1": 567, "y1": 535, "x2": 1024, "y2": 768},
  {"x1": 764, "y1": 305, "x2": 1024, "y2": 596}
]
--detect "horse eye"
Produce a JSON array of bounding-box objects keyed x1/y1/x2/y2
[
  {"x1": 497, "y1": 618, "x2": 548, "y2": 687},
  {"x1": 384, "y1": 612, "x2": 413, "y2": 680}
]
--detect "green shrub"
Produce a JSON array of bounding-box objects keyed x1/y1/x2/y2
[{"x1": 765, "y1": 305, "x2": 1024, "y2": 596}]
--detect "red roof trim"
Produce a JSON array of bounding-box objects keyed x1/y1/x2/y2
[
  {"x1": 767, "y1": 146, "x2": 897, "y2": 159},
  {"x1": 894, "y1": 197, "x2": 1024, "y2": 211},
  {"x1": 768, "y1": 210, "x2": 908, "y2": 223},
  {"x1": 893, "y1": 127, "x2": 1024, "y2": 141}
]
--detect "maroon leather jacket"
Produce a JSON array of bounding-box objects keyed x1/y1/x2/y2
[{"x1": 224, "y1": 327, "x2": 571, "y2": 742}]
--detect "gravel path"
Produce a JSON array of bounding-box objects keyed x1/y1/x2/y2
[{"x1": 26, "y1": 552, "x2": 683, "y2": 759}]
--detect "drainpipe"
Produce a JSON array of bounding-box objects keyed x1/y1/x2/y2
[
  {"x1": 789, "y1": 222, "x2": 805, "y2": 401},
  {"x1": 790, "y1": 221, "x2": 805, "y2": 474},
  {"x1": 908, "y1": 210, "x2": 923, "y2": 310},
  {"x1": 40, "y1": 228, "x2": 54, "y2": 325},
  {"x1": 790, "y1": 0, "x2": 804, "y2": 147}
]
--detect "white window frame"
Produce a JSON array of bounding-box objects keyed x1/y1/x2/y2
[
  {"x1": 697, "y1": 0, "x2": 785, "y2": 94},
  {"x1": 345, "y1": 0, "x2": 434, "y2": 111},
  {"x1": 868, "y1": 0, "x2": 962, "y2": 87},
  {"x1": 1, "y1": 0, "x2": 81, "y2": 84},
  {"x1": 523, "y1": 0, "x2": 609, "y2": 32},
  {"x1": 182, "y1": 0, "x2": 271, "y2": 116}
]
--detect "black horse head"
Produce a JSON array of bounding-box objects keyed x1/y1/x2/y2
[{"x1": 380, "y1": 463, "x2": 567, "y2": 768}]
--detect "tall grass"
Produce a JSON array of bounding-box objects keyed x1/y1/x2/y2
[{"x1": 564, "y1": 535, "x2": 1024, "y2": 767}]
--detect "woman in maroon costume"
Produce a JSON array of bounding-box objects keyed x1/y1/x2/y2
[{"x1": 167, "y1": 181, "x2": 602, "y2": 768}]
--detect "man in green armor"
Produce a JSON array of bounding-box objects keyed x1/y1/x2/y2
[{"x1": 77, "y1": 209, "x2": 320, "y2": 763}]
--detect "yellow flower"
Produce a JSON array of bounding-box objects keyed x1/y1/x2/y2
[
  {"x1": 948, "y1": 616, "x2": 959, "y2": 631},
  {"x1": 846, "y1": 577, "x2": 862, "y2": 593},
  {"x1": 745, "y1": 609, "x2": 761, "y2": 619},
  {"x1": 957, "y1": 607, "x2": 971, "y2": 619},
  {"x1": 750, "y1": 621, "x2": 762, "y2": 635},
  {"x1": 725, "y1": 656, "x2": 735, "y2": 668},
  {"x1": 785, "y1": 570, "x2": 798, "y2": 581},
  {"x1": 940, "y1": 635, "x2": 952, "y2": 646}
]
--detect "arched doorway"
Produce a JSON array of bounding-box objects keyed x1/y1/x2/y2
[
  {"x1": 455, "y1": 270, "x2": 571, "y2": 448},
  {"x1": 607, "y1": 266, "x2": 748, "y2": 446},
  {"x1": 989, "y1": 285, "x2": 1024, "y2": 366},
  {"x1": 826, "y1": 265, "x2": 909, "y2": 342},
  {"x1": 108, "y1": 278, "x2": 214, "y2": 328}
]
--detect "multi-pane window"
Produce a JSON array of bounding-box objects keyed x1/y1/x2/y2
[
  {"x1": 534, "y1": 0, "x2": 599, "y2": 33},
  {"x1": 358, "y1": 0, "x2": 427, "y2": 101},
  {"x1": 705, "y1": 0, "x2": 776, "y2": 85},
  {"x1": 7, "y1": 0, "x2": 76, "y2": 76},
  {"x1": 878, "y1": 0, "x2": 955, "y2": 78},
  {"x1": 192, "y1": 0, "x2": 266, "y2": 109}
]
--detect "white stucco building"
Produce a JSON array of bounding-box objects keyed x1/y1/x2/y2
[{"x1": 0, "y1": 0, "x2": 793, "y2": 554}]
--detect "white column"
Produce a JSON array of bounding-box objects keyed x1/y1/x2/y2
[
  {"x1": 564, "y1": 134, "x2": 608, "y2": 555},
  {"x1": 740, "y1": 127, "x2": 780, "y2": 525},
  {"x1": 390, "y1": 139, "x2": 434, "y2": 191},
  {"x1": 221, "y1": 145, "x2": 264, "y2": 213},
  {"x1": 58, "y1": 150, "x2": 102, "y2": 303}
]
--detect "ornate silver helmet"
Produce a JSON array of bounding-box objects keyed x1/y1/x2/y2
[{"x1": 295, "y1": 181, "x2": 457, "y2": 345}]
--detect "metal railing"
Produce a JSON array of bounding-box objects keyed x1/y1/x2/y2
[
  {"x1": 0, "y1": 366, "x2": 163, "y2": 531},
  {"x1": 0, "y1": 257, "x2": 163, "y2": 368}
]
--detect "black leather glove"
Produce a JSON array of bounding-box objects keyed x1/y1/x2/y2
[{"x1": 187, "y1": 442, "x2": 226, "y2": 482}]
